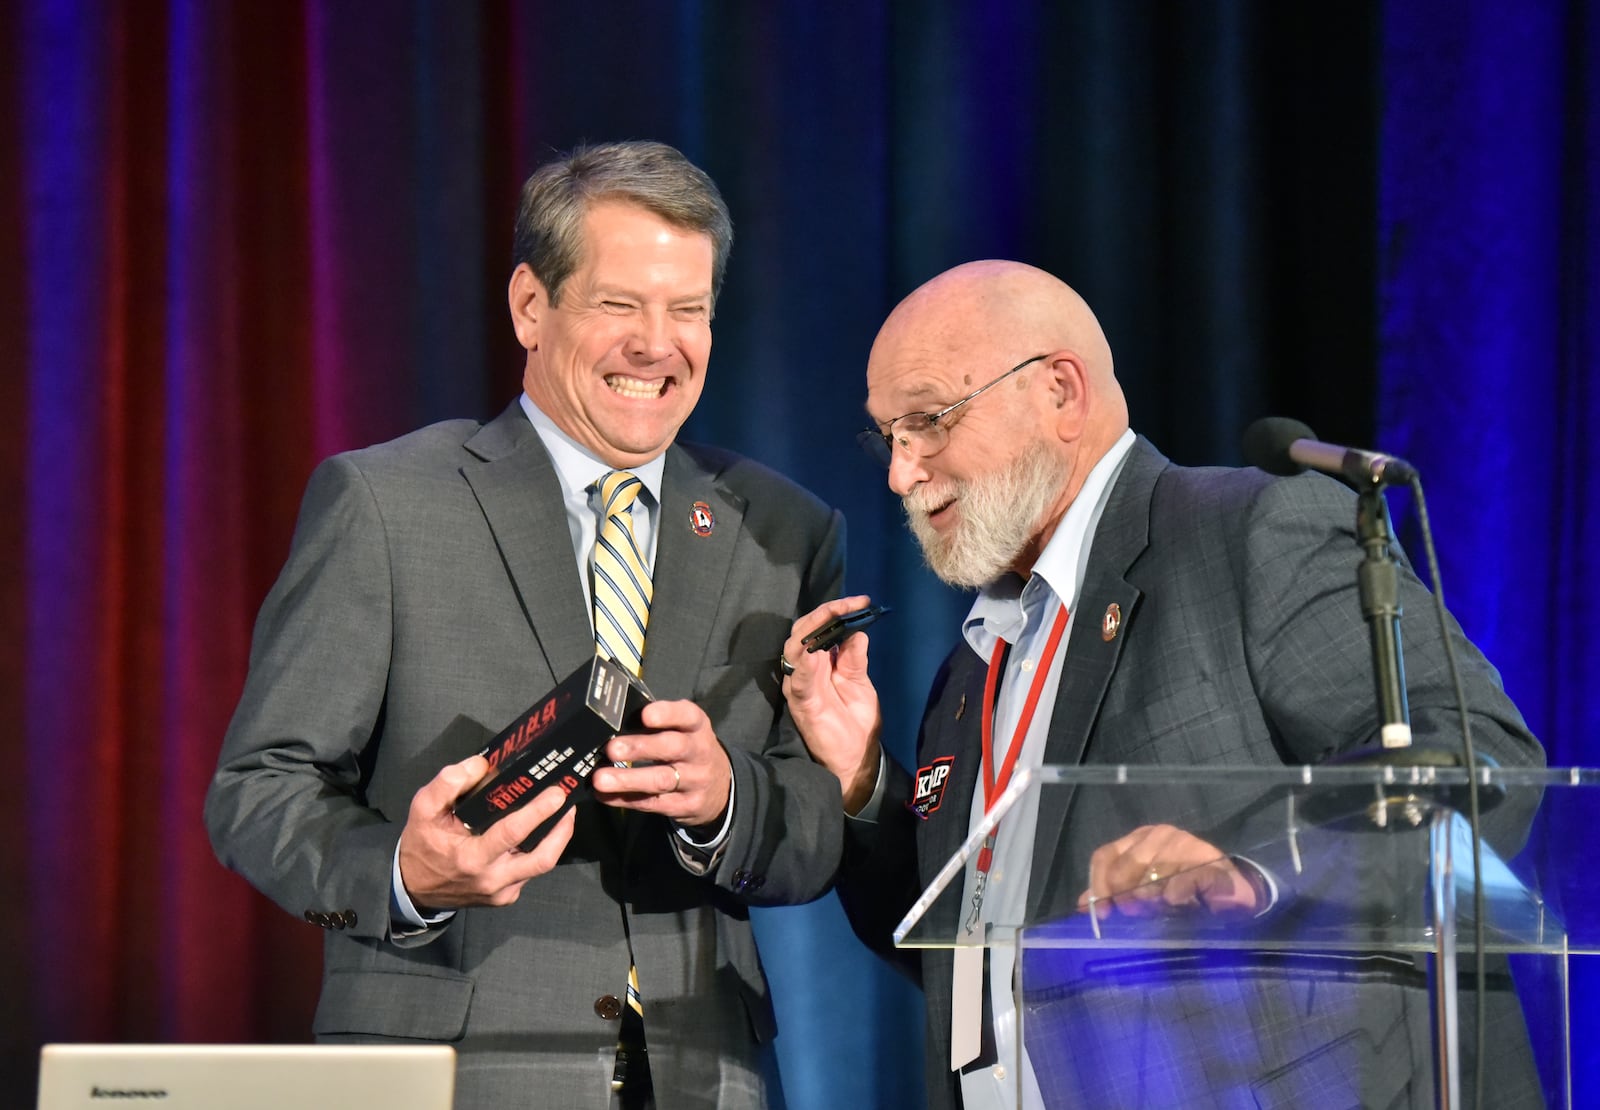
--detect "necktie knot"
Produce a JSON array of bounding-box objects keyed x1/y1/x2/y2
[{"x1": 599, "y1": 470, "x2": 643, "y2": 517}]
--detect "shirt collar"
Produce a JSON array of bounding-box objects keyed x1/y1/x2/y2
[
  {"x1": 519, "y1": 392, "x2": 666, "y2": 506},
  {"x1": 962, "y1": 429, "x2": 1137, "y2": 652}
]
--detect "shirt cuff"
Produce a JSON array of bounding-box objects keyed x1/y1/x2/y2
[
  {"x1": 846, "y1": 748, "x2": 889, "y2": 823},
  {"x1": 1231, "y1": 853, "x2": 1281, "y2": 917},
  {"x1": 675, "y1": 771, "x2": 736, "y2": 851},
  {"x1": 390, "y1": 837, "x2": 455, "y2": 938}
]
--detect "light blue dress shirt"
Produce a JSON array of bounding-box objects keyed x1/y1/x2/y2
[{"x1": 954, "y1": 429, "x2": 1135, "y2": 1110}]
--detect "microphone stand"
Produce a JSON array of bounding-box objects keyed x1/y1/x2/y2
[
  {"x1": 1242, "y1": 423, "x2": 1499, "y2": 1109},
  {"x1": 1357, "y1": 486, "x2": 1415, "y2": 752},
  {"x1": 1337, "y1": 483, "x2": 1474, "y2": 1110},
  {"x1": 1338, "y1": 485, "x2": 1462, "y2": 774}
]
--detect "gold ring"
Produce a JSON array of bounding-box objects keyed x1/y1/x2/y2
[
  {"x1": 1146, "y1": 868, "x2": 1161, "y2": 884},
  {"x1": 778, "y1": 654, "x2": 796, "y2": 677},
  {"x1": 670, "y1": 765, "x2": 682, "y2": 793}
]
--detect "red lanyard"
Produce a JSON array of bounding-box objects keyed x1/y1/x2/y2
[
  {"x1": 964, "y1": 602, "x2": 1069, "y2": 935},
  {"x1": 974, "y1": 603, "x2": 1069, "y2": 874},
  {"x1": 980, "y1": 602, "x2": 1070, "y2": 815}
]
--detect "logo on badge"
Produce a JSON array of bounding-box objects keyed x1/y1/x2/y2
[
  {"x1": 689, "y1": 501, "x2": 715, "y2": 536},
  {"x1": 913, "y1": 756, "x2": 955, "y2": 815},
  {"x1": 1101, "y1": 602, "x2": 1121, "y2": 642}
]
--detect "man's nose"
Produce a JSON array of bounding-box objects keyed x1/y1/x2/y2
[
  {"x1": 626, "y1": 308, "x2": 675, "y2": 361},
  {"x1": 886, "y1": 444, "x2": 929, "y2": 496}
]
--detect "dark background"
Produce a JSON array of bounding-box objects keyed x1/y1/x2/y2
[{"x1": 3, "y1": 1, "x2": 1595, "y2": 1106}]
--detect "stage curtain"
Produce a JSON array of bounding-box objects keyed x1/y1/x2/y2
[
  {"x1": 1378, "y1": 1, "x2": 1599, "y2": 1100},
  {"x1": 3, "y1": 1, "x2": 1592, "y2": 1105}
]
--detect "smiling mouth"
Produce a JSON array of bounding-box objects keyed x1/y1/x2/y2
[
  {"x1": 606, "y1": 373, "x2": 669, "y2": 400},
  {"x1": 918, "y1": 493, "x2": 957, "y2": 527}
]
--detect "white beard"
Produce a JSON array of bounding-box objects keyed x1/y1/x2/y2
[{"x1": 903, "y1": 440, "x2": 1068, "y2": 589}]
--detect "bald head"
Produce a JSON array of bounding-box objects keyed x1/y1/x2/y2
[
  {"x1": 869, "y1": 260, "x2": 1127, "y2": 452},
  {"x1": 867, "y1": 261, "x2": 1130, "y2": 586}
]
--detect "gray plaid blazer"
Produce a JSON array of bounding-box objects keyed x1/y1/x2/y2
[{"x1": 839, "y1": 436, "x2": 1545, "y2": 1110}]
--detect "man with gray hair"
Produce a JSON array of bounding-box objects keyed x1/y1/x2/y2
[{"x1": 207, "y1": 141, "x2": 846, "y2": 1109}]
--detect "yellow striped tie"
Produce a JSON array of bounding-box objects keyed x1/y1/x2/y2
[
  {"x1": 595, "y1": 471, "x2": 652, "y2": 1085},
  {"x1": 593, "y1": 470, "x2": 651, "y2": 675},
  {"x1": 626, "y1": 964, "x2": 644, "y2": 1017}
]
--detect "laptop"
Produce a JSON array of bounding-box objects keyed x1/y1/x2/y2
[{"x1": 37, "y1": 1043, "x2": 455, "y2": 1110}]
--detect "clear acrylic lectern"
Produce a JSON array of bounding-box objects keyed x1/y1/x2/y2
[{"x1": 895, "y1": 764, "x2": 1599, "y2": 1109}]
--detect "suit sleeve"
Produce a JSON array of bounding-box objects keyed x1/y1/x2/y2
[
  {"x1": 204, "y1": 454, "x2": 402, "y2": 939},
  {"x1": 1239, "y1": 472, "x2": 1544, "y2": 852},
  {"x1": 835, "y1": 757, "x2": 925, "y2": 984},
  {"x1": 833, "y1": 650, "x2": 975, "y2": 985},
  {"x1": 693, "y1": 506, "x2": 849, "y2": 904}
]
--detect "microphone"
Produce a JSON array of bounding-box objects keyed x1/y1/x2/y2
[{"x1": 1242, "y1": 417, "x2": 1417, "y2": 487}]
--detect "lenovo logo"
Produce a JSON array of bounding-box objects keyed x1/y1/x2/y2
[{"x1": 89, "y1": 1087, "x2": 169, "y2": 1100}]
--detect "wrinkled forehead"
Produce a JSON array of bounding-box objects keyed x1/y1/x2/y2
[
  {"x1": 866, "y1": 366, "x2": 949, "y2": 423},
  {"x1": 865, "y1": 324, "x2": 984, "y2": 413},
  {"x1": 867, "y1": 340, "x2": 1013, "y2": 423}
]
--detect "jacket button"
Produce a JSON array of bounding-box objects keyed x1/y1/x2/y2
[{"x1": 594, "y1": 995, "x2": 623, "y2": 1021}]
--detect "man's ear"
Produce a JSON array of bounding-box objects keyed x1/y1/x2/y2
[
  {"x1": 508, "y1": 264, "x2": 544, "y2": 352},
  {"x1": 1045, "y1": 352, "x2": 1089, "y2": 440}
]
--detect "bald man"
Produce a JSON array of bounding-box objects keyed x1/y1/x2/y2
[{"x1": 782, "y1": 262, "x2": 1545, "y2": 1109}]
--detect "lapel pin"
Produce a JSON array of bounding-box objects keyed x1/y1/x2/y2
[
  {"x1": 1101, "y1": 603, "x2": 1122, "y2": 642},
  {"x1": 689, "y1": 501, "x2": 715, "y2": 537}
]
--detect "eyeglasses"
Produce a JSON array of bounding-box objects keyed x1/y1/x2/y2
[{"x1": 857, "y1": 354, "x2": 1048, "y2": 467}]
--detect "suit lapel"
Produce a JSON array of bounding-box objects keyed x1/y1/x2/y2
[
  {"x1": 608, "y1": 447, "x2": 744, "y2": 855},
  {"x1": 459, "y1": 401, "x2": 595, "y2": 684},
  {"x1": 1028, "y1": 438, "x2": 1167, "y2": 916},
  {"x1": 640, "y1": 446, "x2": 745, "y2": 702}
]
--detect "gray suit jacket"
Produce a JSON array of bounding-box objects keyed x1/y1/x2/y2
[
  {"x1": 206, "y1": 400, "x2": 847, "y2": 1110},
  {"x1": 838, "y1": 437, "x2": 1545, "y2": 1110}
]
